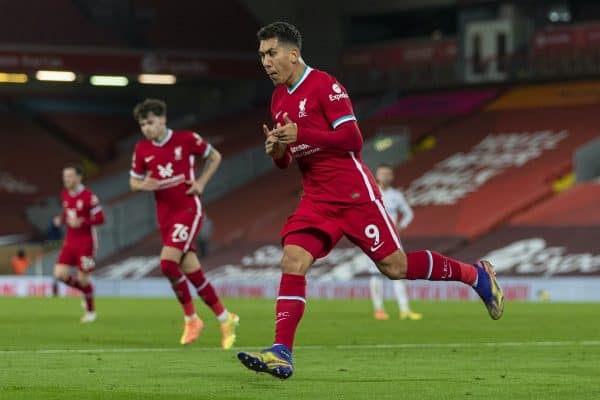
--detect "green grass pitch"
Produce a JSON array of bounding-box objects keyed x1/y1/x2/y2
[{"x1": 1, "y1": 297, "x2": 599, "y2": 399}]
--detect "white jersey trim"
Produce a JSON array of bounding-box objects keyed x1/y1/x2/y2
[
  {"x1": 152, "y1": 129, "x2": 173, "y2": 147},
  {"x1": 349, "y1": 151, "x2": 376, "y2": 201},
  {"x1": 68, "y1": 184, "x2": 85, "y2": 197},
  {"x1": 332, "y1": 115, "x2": 356, "y2": 129},
  {"x1": 287, "y1": 65, "x2": 313, "y2": 94},
  {"x1": 277, "y1": 296, "x2": 306, "y2": 303},
  {"x1": 130, "y1": 170, "x2": 145, "y2": 180},
  {"x1": 426, "y1": 250, "x2": 433, "y2": 280},
  {"x1": 157, "y1": 174, "x2": 185, "y2": 190},
  {"x1": 90, "y1": 206, "x2": 102, "y2": 215},
  {"x1": 202, "y1": 143, "x2": 212, "y2": 159},
  {"x1": 374, "y1": 199, "x2": 402, "y2": 250}
]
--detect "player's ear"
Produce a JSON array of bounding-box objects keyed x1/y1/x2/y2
[{"x1": 290, "y1": 47, "x2": 299, "y2": 64}]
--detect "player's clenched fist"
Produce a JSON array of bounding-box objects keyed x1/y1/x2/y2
[
  {"x1": 263, "y1": 123, "x2": 287, "y2": 159},
  {"x1": 273, "y1": 113, "x2": 297, "y2": 144}
]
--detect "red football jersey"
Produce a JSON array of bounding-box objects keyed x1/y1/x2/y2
[
  {"x1": 271, "y1": 67, "x2": 380, "y2": 204},
  {"x1": 130, "y1": 129, "x2": 210, "y2": 226},
  {"x1": 60, "y1": 185, "x2": 104, "y2": 245}
]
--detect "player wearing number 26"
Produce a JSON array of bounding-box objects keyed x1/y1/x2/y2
[
  {"x1": 130, "y1": 99, "x2": 239, "y2": 348},
  {"x1": 237, "y1": 22, "x2": 504, "y2": 380}
]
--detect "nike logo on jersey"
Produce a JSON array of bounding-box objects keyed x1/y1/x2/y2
[
  {"x1": 370, "y1": 242, "x2": 385, "y2": 252},
  {"x1": 144, "y1": 156, "x2": 155, "y2": 163}
]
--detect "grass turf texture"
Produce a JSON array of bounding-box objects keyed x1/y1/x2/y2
[{"x1": 1, "y1": 297, "x2": 599, "y2": 399}]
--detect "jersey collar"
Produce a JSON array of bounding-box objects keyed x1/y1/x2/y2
[
  {"x1": 287, "y1": 65, "x2": 313, "y2": 94},
  {"x1": 69, "y1": 184, "x2": 85, "y2": 196},
  {"x1": 152, "y1": 129, "x2": 173, "y2": 147}
]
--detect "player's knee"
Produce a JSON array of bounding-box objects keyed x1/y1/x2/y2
[
  {"x1": 280, "y1": 253, "x2": 308, "y2": 275},
  {"x1": 377, "y1": 251, "x2": 407, "y2": 280},
  {"x1": 54, "y1": 267, "x2": 68, "y2": 281},
  {"x1": 54, "y1": 271, "x2": 69, "y2": 282}
]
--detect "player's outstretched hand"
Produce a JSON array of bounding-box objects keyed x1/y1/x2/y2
[
  {"x1": 273, "y1": 113, "x2": 298, "y2": 144},
  {"x1": 185, "y1": 180, "x2": 204, "y2": 196}
]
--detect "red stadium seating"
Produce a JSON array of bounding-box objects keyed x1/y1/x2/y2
[
  {"x1": 189, "y1": 107, "x2": 272, "y2": 156},
  {"x1": 397, "y1": 104, "x2": 599, "y2": 242},
  {"x1": 449, "y1": 183, "x2": 600, "y2": 277},
  {"x1": 40, "y1": 112, "x2": 137, "y2": 163},
  {"x1": 0, "y1": 112, "x2": 85, "y2": 235},
  {"x1": 0, "y1": 113, "x2": 83, "y2": 197}
]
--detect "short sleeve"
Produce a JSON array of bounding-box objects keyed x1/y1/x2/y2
[
  {"x1": 130, "y1": 143, "x2": 146, "y2": 179},
  {"x1": 318, "y1": 75, "x2": 357, "y2": 130},
  {"x1": 89, "y1": 193, "x2": 103, "y2": 215},
  {"x1": 189, "y1": 132, "x2": 212, "y2": 158}
]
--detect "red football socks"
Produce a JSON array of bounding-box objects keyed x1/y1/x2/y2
[
  {"x1": 160, "y1": 259, "x2": 195, "y2": 316},
  {"x1": 406, "y1": 250, "x2": 478, "y2": 286},
  {"x1": 274, "y1": 273, "x2": 306, "y2": 350},
  {"x1": 64, "y1": 275, "x2": 95, "y2": 312},
  {"x1": 81, "y1": 283, "x2": 94, "y2": 312},
  {"x1": 186, "y1": 269, "x2": 225, "y2": 317}
]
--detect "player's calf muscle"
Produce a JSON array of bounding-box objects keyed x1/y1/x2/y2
[{"x1": 376, "y1": 251, "x2": 408, "y2": 279}]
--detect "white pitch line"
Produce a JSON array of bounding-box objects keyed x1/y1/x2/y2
[
  {"x1": 1, "y1": 341, "x2": 599, "y2": 355},
  {"x1": 334, "y1": 340, "x2": 600, "y2": 349}
]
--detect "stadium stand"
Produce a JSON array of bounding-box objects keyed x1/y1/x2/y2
[
  {"x1": 95, "y1": 82, "x2": 600, "y2": 276},
  {"x1": 372, "y1": 89, "x2": 500, "y2": 147},
  {"x1": 188, "y1": 107, "x2": 272, "y2": 156},
  {"x1": 450, "y1": 182, "x2": 600, "y2": 277},
  {"x1": 0, "y1": 111, "x2": 84, "y2": 199},
  {"x1": 39, "y1": 111, "x2": 136, "y2": 162},
  {"x1": 398, "y1": 103, "x2": 599, "y2": 242},
  {"x1": 0, "y1": 0, "x2": 123, "y2": 46},
  {"x1": 130, "y1": 0, "x2": 259, "y2": 51},
  {"x1": 0, "y1": 111, "x2": 86, "y2": 235}
]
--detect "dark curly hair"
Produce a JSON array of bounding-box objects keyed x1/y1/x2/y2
[{"x1": 257, "y1": 21, "x2": 302, "y2": 49}]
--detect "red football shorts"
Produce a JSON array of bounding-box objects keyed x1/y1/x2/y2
[
  {"x1": 159, "y1": 208, "x2": 203, "y2": 252},
  {"x1": 282, "y1": 197, "x2": 402, "y2": 261},
  {"x1": 57, "y1": 241, "x2": 96, "y2": 272}
]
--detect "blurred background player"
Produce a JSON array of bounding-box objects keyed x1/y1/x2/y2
[
  {"x1": 53, "y1": 164, "x2": 104, "y2": 323},
  {"x1": 369, "y1": 164, "x2": 421, "y2": 321},
  {"x1": 237, "y1": 21, "x2": 503, "y2": 380},
  {"x1": 129, "y1": 99, "x2": 239, "y2": 348},
  {"x1": 10, "y1": 248, "x2": 30, "y2": 275}
]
